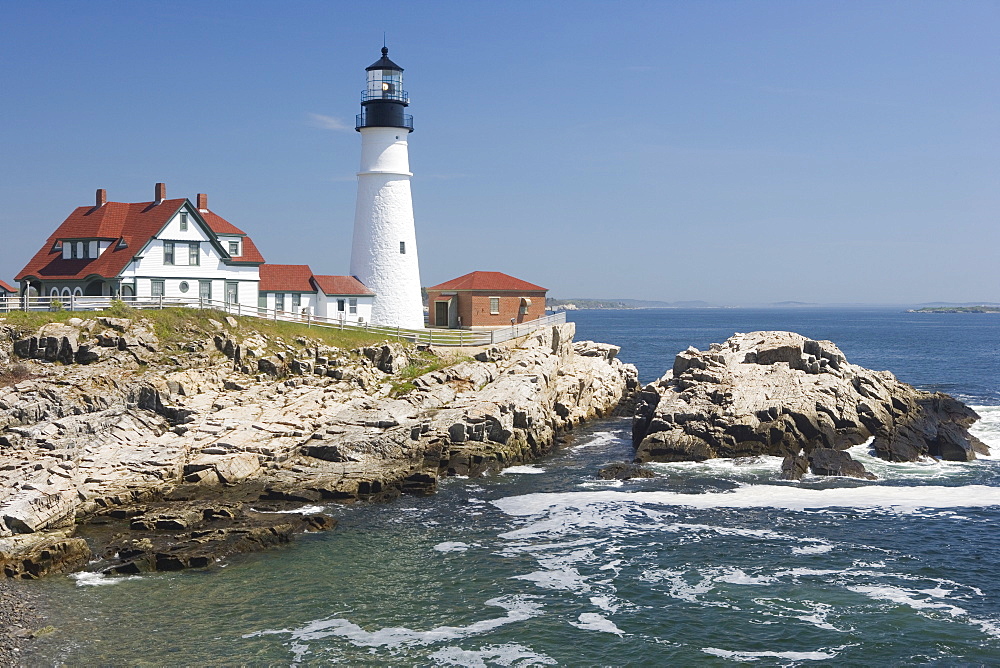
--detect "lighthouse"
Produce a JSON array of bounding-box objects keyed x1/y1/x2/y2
[{"x1": 349, "y1": 47, "x2": 424, "y2": 329}]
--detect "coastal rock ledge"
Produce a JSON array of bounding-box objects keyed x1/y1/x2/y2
[
  {"x1": 632, "y1": 331, "x2": 988, "y2": 479},
  {"x1": 0, "y1": 315, "x2": 637, "y2": 578}
]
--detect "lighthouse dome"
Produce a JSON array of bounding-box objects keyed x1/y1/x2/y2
[{"x1": 366, "y1": 47, "x2": 403, "y2": 72}]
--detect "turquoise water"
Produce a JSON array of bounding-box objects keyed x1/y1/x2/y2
[{"x1": 26, "y1": 308, "x2": 1000, "y2": 665}]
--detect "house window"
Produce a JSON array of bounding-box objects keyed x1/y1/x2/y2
[
  {"x1": 349, "y1": 298, "x2": 357, "y2": 314},
  {"x1": 199, "y1": 280, "x2": 212, "y2": 301},
  {"x1": 228, "y1": 240, "x2": 239, "y2": 256},
  {"x1": 163, "y1": 242, "x2": 175, "y2": 265},
  {"x1": 151, "y1": 280, "x2": 165, "y2": 297},
  {"x1": 179, "y1": 281, "x2": 190, "y2": 293},
  {"x1": 179, "y1": 212, "x2": 188, "y2": 231},
  {"x1": 69, "y1": 242, "x2": 78, "y2": 259},
  {"x1": 275, "y1": 293, "x2": 285, "y2": 311},
  {"x1": 489, "y1": 297, "x2": 500, "y2": 315},
  {"x1": 399, "y1": 241, "x2": 406, "y2": 254},
  {"x1": 292, "y1": 293, "x2": 301, "y2": 311},
  {"x1": 188, "y1": 242, "x2": 200, "y2": 266},
  {"x1": 520, "y1": 297, "x2": 531, "y2": 315},
  {"x1": 77, "y1": 242, "x2": 85, "y2": 259},
  {"x1": 337, "y1": 299, "x2": 346, "y2": 312}
]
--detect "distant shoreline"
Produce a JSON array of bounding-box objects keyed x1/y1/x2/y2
[{"x1": 908, "y1": 306, "x2": 1000, "y2": 314}]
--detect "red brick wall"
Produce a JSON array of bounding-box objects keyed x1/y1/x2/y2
[{"x1": 426, "y1": 290, "x2": 547, "y2": 328}]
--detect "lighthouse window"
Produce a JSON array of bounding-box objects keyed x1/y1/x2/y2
[{"x1": 399, "y1": 241, "x2": 406, "y2": 254}]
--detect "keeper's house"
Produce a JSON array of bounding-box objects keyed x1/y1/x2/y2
[
  {"x1": 15, "y1": 184, "x2": 265, "y2": 308},
  {"x1": 425, "y1": 271, "x2": 547, "y2": 329},
  {"x1": 0, "y1": 280, "x2": 16, "y2": 298}
]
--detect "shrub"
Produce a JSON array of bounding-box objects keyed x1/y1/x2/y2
[
  {"x1": 106, "y1": 299, "x2": 136, "y2": 318},
  {"x1": 0, "y1": 362, "x2": 33, "y2": 387},
  {"x1": 50, "y1": 299, "x2": 64, "y2": 312}
]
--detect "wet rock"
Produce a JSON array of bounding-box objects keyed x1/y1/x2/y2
[
  {"x1": 807, "y1": 448, "x2": 877, "y2": 480},
  {"x1": 597, "y1": 463, "x2": 655, "y2": 480}
]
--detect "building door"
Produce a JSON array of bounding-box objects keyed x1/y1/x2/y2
[
  {"x1": 435, "y1": 301, "x2": 449, "y2": 328},
  {"x1": 225, "y1": 282, "x2": 238, "y2": 307},
  {"x1": 199, "y1": 280, "x2": 212, "y2": 303}
]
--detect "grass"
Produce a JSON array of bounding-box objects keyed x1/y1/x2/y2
[
  {"x1": 389, "y1": 352, "x2": 469, "y2": 396},
  {"x1": 1, "y1": 306, "x2": 395, "y2": 353}
]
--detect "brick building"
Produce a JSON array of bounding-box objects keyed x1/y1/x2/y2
[{"x1": 425, "y1": 271, "x2": 547, "y2": 329}]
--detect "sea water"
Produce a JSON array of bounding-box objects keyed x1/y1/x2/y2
[{"x1": 26, "y1": 308, "x2": 1000, "y2": 665}]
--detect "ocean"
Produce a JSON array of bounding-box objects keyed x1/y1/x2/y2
[{"x1": 26, "y1": 308, "x2": 1000, "y2": 665}]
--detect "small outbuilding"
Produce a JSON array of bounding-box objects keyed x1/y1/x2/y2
[{"x1": 425, "y1": 271, "x2": 547, "y2": 329}]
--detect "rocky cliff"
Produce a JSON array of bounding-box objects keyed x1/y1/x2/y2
[
  {"x1": 632, "y1": 331, "x2": 987, "y2": 478},
  {"x1": 0, "y1": 313, "x2": 638, "y2": 577}
]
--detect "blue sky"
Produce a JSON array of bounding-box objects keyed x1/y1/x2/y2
[{"x1": 2, "y1": 1, "x2": 997, "y2": 305}]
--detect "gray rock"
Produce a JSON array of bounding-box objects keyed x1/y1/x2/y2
[{"x1": 633, "y1": 331, "x2": 987, "y2": 468}]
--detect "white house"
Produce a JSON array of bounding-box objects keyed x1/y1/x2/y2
[
  {"x1": 16, "y1": 184, "x2": 265, "y2": 309},
  {"x1": 258, "y1": 264, "x2": 373, "y2": 324}
]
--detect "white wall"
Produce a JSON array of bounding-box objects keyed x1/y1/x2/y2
[
  {"x1": 260, "y1": 291, "x2": 317, "y2": 315},
  {"x1": 350, "y1": 126, "x2": 424, "y2": 329},
  {"x1": 120, "y1": 204, "x2": 260, "y2": 308},
  {"x1": 315, "y1": 292, "x2": 373, "y2": 323}
]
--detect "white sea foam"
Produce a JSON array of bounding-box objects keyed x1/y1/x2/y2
[
  {"x1": 647, "y1": 455, "x2": 787, "y2": 477},
  {"x1": 70, "y1": 571, "x2": 141, "y2": 586},
  {"x1": 434, "y1": 541, "x2": 471, "y2": 553},
  {"x1": 429, "y1": 643, "x2": 557, "y2": 667},
  {"x1": 569, "y1": 612, "x2": 624, "y2": 635},
  {"x1": 500, "y1": 465, "x2": 546, "y2": 475},
  {"x1": 791, "y1": 543, "x2": 834, "y2": 555},
  {"x1": 702, "y1": 647, "x2": 842, "y2": 661},
  {"x1": 971, "y1": 405, "x2": 1000, "y2": 454},
  {"x1": 570, "y1": 430, "x2": 618, "y2": 450},
  {"x1": 250, "y1": 504, "x2": 326, "y2": 515},
  {"x1": 493, "y1": 484, "x2": 1000, "y2": 518},
  {"x1": 244, "y1": 595, "x2": 544, "y2": 659}
]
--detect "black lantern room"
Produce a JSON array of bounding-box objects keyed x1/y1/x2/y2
[{"x1": 356, "y1": 47, "x2": 413, "y2": 132}]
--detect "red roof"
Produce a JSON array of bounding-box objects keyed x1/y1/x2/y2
[
  {"x1": 426, "y1": 271, "x2": 547, "y2": 292},
  {"x1": 16, "y1": 197, "x2": 265, "y2": 282},
  {"x1": 0, "y1": 280, "x2": 16, "y2": 294},
  {"x1": 201, "y1": 210, "x2": 245, "y2": 236},
  {"x1": 259, "y1": 264, "x2": 315, "y2": 292},
  {"x1": 201, "y1": 210, "x2": 265, "y2": 263},
  {"x1": 16, "y1": 199, "x2": 187, "y2": 281},
  {"x1": 313, "y1": 275, "x2": 374, "y2": 296}
]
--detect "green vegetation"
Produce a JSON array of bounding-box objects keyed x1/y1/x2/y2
[
  {"x1": 0, "y1": 306, "x2": 391, "y2": 351},
  {"x1": 389, "y1": 352, "x2": 468, "y2": 397},
  {"x1": 911, "y1": 306, "x2": 1000, "y2": 313}
]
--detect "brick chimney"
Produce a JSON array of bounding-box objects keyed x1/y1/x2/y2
[
  {"x1": 96, "y1": 188, "x2": 107, "y2": 207},
  {"x1": 154, "y1": 182, "x2": 166, "y2": 204},
  {"x1": 196, "y1": 193, "x2": 208, "y2": 211}
]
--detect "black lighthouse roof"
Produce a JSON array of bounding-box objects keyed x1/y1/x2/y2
[{"x1": 366, "y1": 47, "x2": 403, "y2": 72}]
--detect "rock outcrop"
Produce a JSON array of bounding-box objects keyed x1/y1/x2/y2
[
  {"x1": 632, "y1": 331, "x2": 987, "y2": 479},
  {"x1": 0, "y1": 314, "x2": 637, "y2": 577}
]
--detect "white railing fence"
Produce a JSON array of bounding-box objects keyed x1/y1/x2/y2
[{"x1": 0, "y1": 295, "x2": 566, "y2": 348}]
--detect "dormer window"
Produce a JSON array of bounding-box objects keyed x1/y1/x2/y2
[
  {"x1": 228, "y1": 240, "x2": 240, "y2": 256},
  {"x1": 180, "y1": 212, "x2": 189, "y2": 231}
]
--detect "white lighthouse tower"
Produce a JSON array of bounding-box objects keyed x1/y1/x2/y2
[{"x1": 349, "y1": 47, "x2": 424, "y2": 329}]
